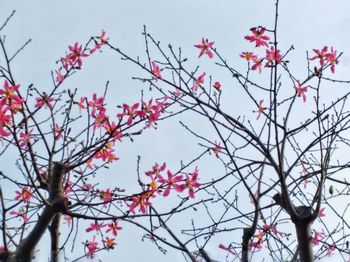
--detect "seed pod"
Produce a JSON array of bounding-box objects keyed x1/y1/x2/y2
[{"x1": 329, "y1": 185, "x2": 334, "y2": 195}]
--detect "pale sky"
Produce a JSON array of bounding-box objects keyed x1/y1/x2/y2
[{"x1": 1, "y1": 1, "x2": 350, "y2": 261}]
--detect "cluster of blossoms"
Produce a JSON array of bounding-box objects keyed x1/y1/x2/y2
[
  {"x1": 126, "y1": 163, "x2": 200, "y2": 214},
  {"x1": 117, "y1": 97, "x2": 169, "y2": 127},
  {"x1": 241, "y1": 27, "x2": 281, "y2": 74},
  {"x1": 55, "y1": 30, "x2": 107, "y2": 84},
  {"x1": 84, "y1": 221, "x2": 122, "y2": 258},
  {"x1": 248, "y1": 224, "x2": 284, "y2": 250},
  {"x1": 0, "y1": 80, "x2": 24, "y2": 138},
  {"x1": 242, "y1": 27, "x2": 339, "y2": 117}
]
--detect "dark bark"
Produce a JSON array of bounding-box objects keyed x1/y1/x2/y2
[
  {"x1": 49, "y1": 213, "x2": 61, "y2": 262},
  {"x1": 8, "y1": 163, "x2": 67, "y2": 262}
]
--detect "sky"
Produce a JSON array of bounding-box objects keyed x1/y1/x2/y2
[{"x1": 1, "y1": 0, "x2": 350, "y2": 261}]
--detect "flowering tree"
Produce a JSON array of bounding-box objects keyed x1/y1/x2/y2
[{"x1": 1, "y1": 1, "x2": 350, "y2": 262}]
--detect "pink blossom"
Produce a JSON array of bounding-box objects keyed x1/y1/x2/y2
[
  {"x1": 244, "y1": 27, "x2": 270, "y2": 48},
  {"x1": 194, "y1": 38, "x2": 215, "y2": 58},
  {"x1": 192, "y1": 72, "x2": 206, "y2": 92},
  {"x1": 218, "y1": 243, "x2": 236, "y2": 255},
  {"x1": 151, "y1": 61, "x2": 162, "y2": 81},
  {"x1": 183, "y1": 167, "x2": 200, "y2": 198},
  {"x1": 256, "y1": 100, "x2": 264, "y2": 120},
  {"x1": 158, "y1": 170, "x2": 184, "y2": 197},
  {"x1": 294, "y1": 81, "x2": 308, "y2": 102}
]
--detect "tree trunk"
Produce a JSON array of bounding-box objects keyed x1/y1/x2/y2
[{"x1": 295, "y1": 221, "x2": 313, "y2": 262}]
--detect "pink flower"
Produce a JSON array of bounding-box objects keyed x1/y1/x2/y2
[
  {"x1": 183, "y1": 167, "x2": 200, "y2": 198},
  {"x1": 77, "y1": 97, "x2": 86, "y2": 111},
  {"x1": 251, "y1": 57, "x2": 264, "y2": 73},
  {"x1": 18, "y1": 130, "x2": 33, "y2": 148},
  {"x1": 35, "y1": 92, "x2": 54, "y2": 109},
  {"x1": 240, "y1": 51, "x2": 257, "y2": 61},
  {"x1": 127, "y1": 194, "x2": 151, "y2": 214},
  {"x1": 326, "y1": 244, "x2": 335, "y2": 256},
  {"x1": 99, "y1": 188, "x2": 113, "y2": 207},
  {"x1": 68, "y1": 42, "x2": 88, "y2": 68},
  {"x1": 9, "y1": 210, "x2": 29, "y2": 222},
  {"x1": 86, "y1": 222, "x2": 105, "y2": 233},
  {"x1": 14, "y1": 186, "x2": 32, "y2": 203},
  {"x1": 117, "y1": 103, "x2": 140, "y2": 125},
  {"x1": 294, "y1": 81, "x2": 308, "y2": 102},
  {"x1": 309, "y1": 46, "x2": 328, "y2": 67},
  {"x1": 192, "y1": 72, "x2": 206, "y2": 92},
  {"x1": 218, "y1": 243, "x2": 236, "y2": 255},
  {"x1": 151, "y1": 61, "x2": 162, "y2": 81},
  {"x1": 194, "y1": 38, "x2": 215, "y2": 58},
  {"x1": 55, "y1": 70, "x2": 65, "y2": 83},
  {"x1": 325, "y1": 47, "x2": 339, "y2": 73},
  {"x1": 265, "y1": 46, "x2": 282, "y2": 67},
  {"x1": 105, "y1": 222, "x2": 122, "y2": 236},
  {"x1": 248, "y1": 230, "x2": 265, "y2": 250},
  {"x1": 145, "y1": 162, "x2": 166, "y2": 178},
  {"x1": 244, "y1": 27, "x2": 270, "y2": 48},
  {"x1": 213, "y1": 81, "x2": 221, "y2": 91},
  {"x1": 256, "y1": 100, "x2": 264, "y2": 120},
  {"x1": 158, "y1": 170, "x2": 184, "y2": 197},
  {"x1": 85, "y1": 236, "x2": 98, "y2": 258},
  {"x1": 318, "y1": 208, "x2": 326, "y2": 218},
  {"x1": 0, "y1": 80, "x2": 23, "y2": 107},
  {"x1": 262, "y1": 224, "x2": 284, "y2": 236},
  {"x1": 212, "y1": 141, "x2": 221, "y2": 156},
  {"x1": 311, "y1": 231, "x2": 325, "y2": 246},
  {"x1": 54, "y1": 123, "x2": 63, "y2": 141},
  {"x1": 88, "y1": 93, "x2": 105, "y2": 117}
]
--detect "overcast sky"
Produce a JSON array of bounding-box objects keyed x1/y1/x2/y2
[{"x1": 1, "y1": 1, "x2": 350, "y2": 261}]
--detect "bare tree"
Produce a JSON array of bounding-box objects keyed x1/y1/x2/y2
[{"x1": 2, "y1": 1, "x2": 350, "y2": 262}]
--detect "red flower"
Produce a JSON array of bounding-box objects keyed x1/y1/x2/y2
[
  {"x1": 213, "y1": 81, "x2": 221, "y2": 91},
  {"x1": 294, "y1": 81, "x2": 308, "y2": 102},
  {"x1": 244, "y1": 27, "x2": 270, "y2": 48},
  {"x1": 194, "y1": 38, "x2": 215, "y2": 58}
]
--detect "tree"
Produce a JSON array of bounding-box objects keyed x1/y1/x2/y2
[{"x1": 1, "y1": 1, "x2": 350, "y2": 261}]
